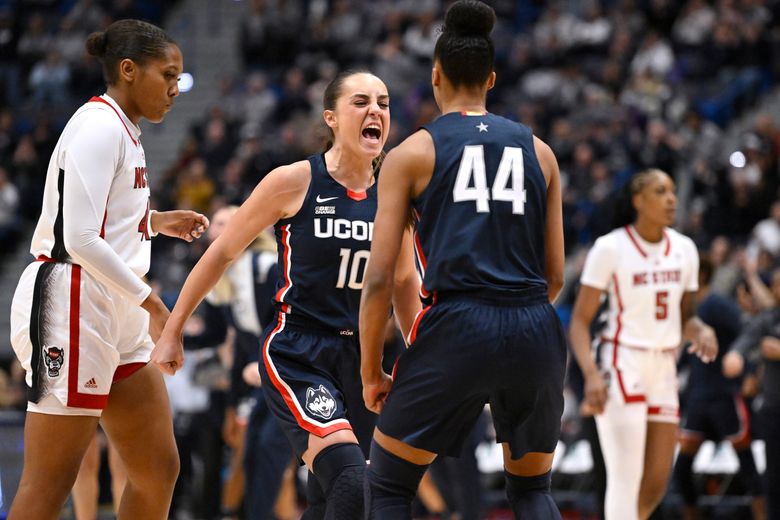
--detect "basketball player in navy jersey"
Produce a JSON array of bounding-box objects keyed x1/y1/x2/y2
[
  {"x1": 359, "y1": 2, "x2": 566, "y2": 518},
  {"x1": 153, "y1": 71, "x2": 420, "y2": 519}
]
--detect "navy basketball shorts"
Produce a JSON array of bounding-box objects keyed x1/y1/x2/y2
[
  {"x1": 258, "y1": 312, "x2": 376, "y2": 460},
  {"x1": 681, "y1": 394, "x2": 751, "y2": 445},
  {"x1": 378, "y1": 294, "x2": 567, "y2": 458}
]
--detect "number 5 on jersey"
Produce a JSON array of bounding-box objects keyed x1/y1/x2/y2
[{"x1": 453, "y1": 145, "x2": 527, "y2": 214}]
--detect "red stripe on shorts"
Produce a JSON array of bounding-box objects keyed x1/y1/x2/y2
[{"x1": 67, "y1": 265, "x2": 109, "y2": 409}]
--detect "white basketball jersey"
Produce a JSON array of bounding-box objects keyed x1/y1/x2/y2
[
  {"x1": 580, "y1": 225, "x2": 699, "y2": 349},
  {"x1": 30, "y1": 94, "x2": 152, "y2": 305}
]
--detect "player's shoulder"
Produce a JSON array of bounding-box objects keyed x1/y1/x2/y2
[
  {"x1": 592, "y1": 228, "x2": 624, "y2": 253},
  {"x1": 387, "y1": 129, "x2": 434, "y2": 166},
  {"x1": 396, "y1": 129, "x2": 434, "y2": 154},
  {"x1": 66, "y1": 102, "x2": 124, "y2": 140},
  {"x1": 666, "y1": 228, "x2": 698, "y2": 255},
  {"x1": 265, "y1": 159, "x2": 312, "y2": 188}
]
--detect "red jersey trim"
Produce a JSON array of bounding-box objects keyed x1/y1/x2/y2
[
  {"x1": 625, "y1": 225, "x2": 671, "y2": 258},
  {"x1": 346, "y1": 189, "x2": 367, "y2": 201},
  {"x1": 274, "y1": 224, "x2": 293, "y2": 312},
  {"x1": 88, "y1": 96, "x2": 138, "y2": 147},
  {"x1": 624, "y1": 226, "x2": 646, "y2": 258}
]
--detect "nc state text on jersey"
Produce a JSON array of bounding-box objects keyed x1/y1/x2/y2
[{"x1": 632, "y1": 269, "x2": 681, "y2": 286}]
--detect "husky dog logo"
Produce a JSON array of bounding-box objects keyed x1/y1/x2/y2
[
  {"x1": 305, "y1": 384, "x2": 336, "y2": 420},
  {"x1": 44, "y1": 346, "x2": 64, "y2": 377}
]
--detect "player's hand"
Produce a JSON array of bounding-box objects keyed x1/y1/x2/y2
[
  {"x1": 688, "y1": 325, "x2": 718, "y2": 363},
  {"x1": 760, "y1": 336, "x2": 780, "y2": 360},
  {"x1": 583, "y1": 371, "x2": 609, "y2": 415},
  {"x1": 722, "y1": 351, "x2": 745, "y2": 378},
  {"x1": 242, "y1": 362, "x2": 263, "y2": 387},
  {"x1": 153, "y1": 210, "x2": 209, "y2": 242},
  {"x1": 151, "y1": 329, "x2": 185, "y2": 376},
  {"x1": 362, "y1": 371, "x2": 393, "y2": 414}
]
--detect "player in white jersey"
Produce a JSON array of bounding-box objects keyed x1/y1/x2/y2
[
  {"x1": 7, "y1": 20, "x2": 208, "y2": 520},
  {"x1": 569, "y1": 169, "x2": 718, "y2": 520}
]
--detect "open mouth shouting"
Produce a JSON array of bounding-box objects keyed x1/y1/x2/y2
[{"x1": 361, "y1": 122, "x2": 382, "y2": 145}]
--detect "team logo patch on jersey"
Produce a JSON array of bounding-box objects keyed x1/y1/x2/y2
[
  {"x1": 305, "y1": 384, "x2": 337, "y2": 420},
  {"x1": 43, "y1": 346, "x2": 64, "y2": 377}
]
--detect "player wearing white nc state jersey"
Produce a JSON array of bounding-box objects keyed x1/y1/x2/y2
[
  {"x1": 580, "y1": 225, "x2": 699, "y2": 350},
  {"x1": 570, "y1": 169, "x2": 718, "y2": 520},
  {"x1": 7, "y1": 20, "x2": 208, "y2": 520},
  {"x1": 29, "y1": 93, "x2": 153, "y2": 303}
]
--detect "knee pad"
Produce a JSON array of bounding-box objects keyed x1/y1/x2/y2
[
  {"x1": 312, "y1": 442, "x2": 366, "y2": 495},
  {"x1": 504, "y1": 470, "x2": 561, "y2": 520},
  {"x1": 365, "y1": 440, "x2": 428, "y2": 520},
  {"x1": 312, "y1": 443, "x2": 366, "y2": 520}
]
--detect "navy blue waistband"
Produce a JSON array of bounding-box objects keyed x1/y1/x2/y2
[
  {"x1": 433, "y1": 287, "x2": 549, "y2": 306},
  {"x1": 279, "y1": 312, "x2": 357, "y2": 338}
]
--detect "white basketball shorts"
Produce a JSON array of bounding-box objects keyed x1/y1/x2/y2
[
  {"x1": 10, "y1": 259, "x2": 153, "y2": 416},
  {"x1": 599, "y1": 339, "x2": 679, "y2": 423}
]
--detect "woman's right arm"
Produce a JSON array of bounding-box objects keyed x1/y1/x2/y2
[
  {"x1": 569, "y1": 237, "x2": 616, "y2": 415},
  {"x1": 151, "y1": 162, "x2": 310, "y2": 374},
  {"x1": 569, "y1": 284, "x2": 608, "y2": 414}
]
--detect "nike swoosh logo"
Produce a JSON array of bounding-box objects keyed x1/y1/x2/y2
[{"x1": 316, "y1": 195, "x2": 339, "y2": 203}]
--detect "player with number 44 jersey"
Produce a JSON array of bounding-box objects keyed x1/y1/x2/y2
[
  {"x1": 359, "y1": 3, "x2": 567, "y2": 517},
  {"x1": 413, "y1": 112, "x2": 548, "y2": 301}
]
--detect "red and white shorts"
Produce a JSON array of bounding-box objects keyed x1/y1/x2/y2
[
  {"x1": 599, "y1": 339, "x2": 679, "y2": 424},
  {"x1": 10, "y1": 260, "x2": 152, "y2": 417}
]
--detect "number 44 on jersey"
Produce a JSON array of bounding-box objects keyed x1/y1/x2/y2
[{"x1": 453, "y1": 145, "x2": 527, "y2": 215}]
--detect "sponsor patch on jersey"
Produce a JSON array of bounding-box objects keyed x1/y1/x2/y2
[
  {"x1": 315, "y1": 206, "x2": 336, "y2": 215},
  {"x1": 44, "y1": 346, "x2": 64, "y2": 377},
  {"x1": 305, "y1": 384, "x2": 337, "y2": 420}
]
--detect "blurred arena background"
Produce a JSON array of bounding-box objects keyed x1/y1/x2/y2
[{"x1": 0, "y1": 0, "x2": 779, "y2": 519}]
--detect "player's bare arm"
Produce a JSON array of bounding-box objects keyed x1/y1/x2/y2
[
  {"x1": 534, "y1": 136, "x2": 565, "y2": 303},
  {"x1": 360, "y1": 132, "x2": 432, "y2": 412},
  {"x1": 391, "y1": 229, "x2": 422, "y2": 341},
  {"x1": 569, "y1": 284, "x2": 609, "y2": 414},
  {"x1": 150, "y1": 209, "x2": 210, "y2": 242},
  {"x1": 151, "y1": 161, "x2": 311, "y2": 374}
]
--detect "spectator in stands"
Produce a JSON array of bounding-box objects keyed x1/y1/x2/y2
[
  {"x1": 749, "y1": 200, "x2": 780, "y2": 259},
  {"x1": 29, "y1": 50, "x2": 71, "y2": 105}
]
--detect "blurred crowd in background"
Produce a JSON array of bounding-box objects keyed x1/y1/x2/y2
[{"x1": 1, "y1": 0, "x2": 780, "y2": 519}]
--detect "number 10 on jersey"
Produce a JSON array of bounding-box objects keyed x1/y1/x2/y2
[
  {"x1": 453, "y1": 145, "x2": 527, "y2": 214},
  {"x1": 337, "y1": 248, "x2": 370, "y2": 289}
]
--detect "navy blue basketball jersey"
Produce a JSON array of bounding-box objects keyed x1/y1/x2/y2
[
  {"x1": 273, "y1": 154, "x2": 376, "y2": 332},
  {"x1": 414, "y1": 112, "x2": 548, "y2": 299}
]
